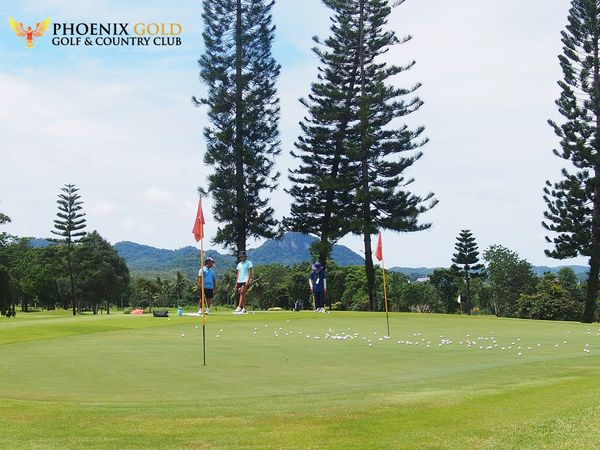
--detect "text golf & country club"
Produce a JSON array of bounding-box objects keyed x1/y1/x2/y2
[{"x1": 51, "y1": 22, "x2": 182, "y2": 46}]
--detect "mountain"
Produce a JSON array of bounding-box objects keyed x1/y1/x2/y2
[
  {"x1": 249, "y1": 232, "x2": 364, "y2": 266},
  {"x1": 28, "y1": 238, "x2": 54, "y2": 248},
  {"x1": 113, "y1": 232, "x2": 364, "y2": 278},
  {"x1": 112, "y1": 241, "x2": 236, "y2": 279}
]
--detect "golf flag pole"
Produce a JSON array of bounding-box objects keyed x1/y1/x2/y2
[
  {"x1": 375, "y1": 232, "x2": 390, "y2": 337},
  {"x1": 192, "y1": 197, "x2": 207, "y2": 366}
]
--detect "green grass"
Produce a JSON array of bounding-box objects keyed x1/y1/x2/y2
[{"x1": 1, "y1": 309, "x2": 599, "y2": 449}]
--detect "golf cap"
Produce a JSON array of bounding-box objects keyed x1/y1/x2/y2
[
  {"x1": 205, "y1": 257, "x2": 214, "y2": 263},
  {"x1": 239, "y1": 251, "x2": 247, "y2": 257},
  {"x1": 313, "y1": 261, "x2": 323, "y2": 270}
]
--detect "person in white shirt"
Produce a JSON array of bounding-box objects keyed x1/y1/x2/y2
[{"x1": 234, "y1": 251, "x2": 253, "y2": 314}]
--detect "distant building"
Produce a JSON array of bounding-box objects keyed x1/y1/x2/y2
[{"x1": 415, "y1": 276, "x2": 430, "y2": 283}]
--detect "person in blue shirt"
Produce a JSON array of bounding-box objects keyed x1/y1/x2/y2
[
  {"x1": 198, "y1": 257, "x2": 216, "y2": 315},
  {"x1": 234, "y1": 251, "x2": 253, "y2": 314},
  {"x1": 309, "y1": 261, "x2": 327, "y2": 312}
]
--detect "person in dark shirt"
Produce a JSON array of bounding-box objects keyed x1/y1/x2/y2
[{"x1": 309, "y1": 262, "x2": 327, "y2": 313}]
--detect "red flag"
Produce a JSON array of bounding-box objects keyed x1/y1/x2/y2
[
  {"x1": 375, "y1": 232, "x2": 383, "y2": 262},
  {"x1": 192, "y1": 197, "x2": 205, "y2": 242}
]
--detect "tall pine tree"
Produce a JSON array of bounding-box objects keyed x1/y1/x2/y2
[
  {"x1": 451, "y1": 229, "x2": 484, "y2": 315},
  {"x1": 286, "y1": 0, "x2": 362, "y2": 265},
  {"x1": 544, "y1": 0, "x2": 600, "y2": 323},
  {"x1": 51, "y1": 183, "x2": 87, "y2": 316},
  {"x1": 352, "y1": 0, "x2": 437, "y2": 310},
  {"x1": 0, "y1": 210, "x2": 12, "y2": 317},
  {"x1": 194, "y1": 0, "x2": 281, "y2": 255}
]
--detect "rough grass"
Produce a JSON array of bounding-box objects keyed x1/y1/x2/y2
[{"x1": 1, "y1": 309, "x2": 599, "y2": 449}]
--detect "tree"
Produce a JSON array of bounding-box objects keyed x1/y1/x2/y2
[
  {"x1": 173, "y1": 271, "x2": 188, "y2": 306},
  {"x1": 543, "y1": 0, "x2": 600, "y2": 323},
  {"x1": 72, "y1": 231, "x2": 129, "y2": 314},
  {"x1": 429, "y1": 268, "x2": 461, "y2": 314},
  {"x1": 51, "y1": 184, "x2": 87, "y2": 315},
  {"x1": 11, "y1": 243, "x2": 63, "y2": 312},
  {"x1": 557, "y1": 266, "x2": 582, "y2": 299},
  {"x1": 397, "y1": 281, "x2": 444, "y2": 313},
  {"x1": 517, "y1": 273, "x2": 583, "y2": 321},
  {"x1": 451, "y1": 230, "x2": 484, "y2": 315},
  {"x1": 0, "y1": 211, "x2": 13, "y2": 248},
  {"x1": 483, "y1": 245, "x2": 537, "y2": 317},
  {"x1": 133, "y1": 277, "x2": 159, "y2": 311},
  {"x1": 351, "y1": 0, "x2": 437, "y2": 310},
  {"x1": 285, "y1": 1, "x2": 361, "y2": 265},
  {"x1": 0, "y1": 211, "x2": 12, "y2": 316},
  {"x1": 194, "y1": 0, "x2": 281, "y2": 255}
]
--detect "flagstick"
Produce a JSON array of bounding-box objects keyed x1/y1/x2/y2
[
  {"x1": 381, "y1": 260, "x2": 390, "y2": 337},
  {"x1": 200, "y1": 237, "x2": 206, "y2": 366}
]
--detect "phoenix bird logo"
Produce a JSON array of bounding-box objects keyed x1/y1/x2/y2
[{"x1": 8, "y1": 17, "x2": 51, "y2": 48}]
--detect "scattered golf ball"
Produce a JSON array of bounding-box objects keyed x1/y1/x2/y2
[{"x1": 181, "y1": 334, "x2": 185, "y2": 337}]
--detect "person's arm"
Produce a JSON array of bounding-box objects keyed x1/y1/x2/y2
[
  {"x1": 245, "y1": 267, "x2": 253, "y2": 288},
  {"x1": 309, "y1": 273, "x2": 314, "y2": 291},
  {"x1": 323, "y1": 271, "x2": 327, "y2": 293}
]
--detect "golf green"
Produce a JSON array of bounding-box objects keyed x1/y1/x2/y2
[{"x1": 1, "y1": 310, "x2": 599, "y2": 449}]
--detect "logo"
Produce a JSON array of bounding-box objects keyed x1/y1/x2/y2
[
  {"x1": 9, "y1": 17, "x2": 51, "y2": 48},
  {"x1": 7, "y1": 17, "x2": 182, "y2": 49}
]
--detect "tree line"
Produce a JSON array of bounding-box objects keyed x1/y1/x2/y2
[{"x1": 1, "y1": 205, "x2": 593, "y2": 322}]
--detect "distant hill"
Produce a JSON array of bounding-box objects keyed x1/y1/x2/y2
[
  {"x1": 249, "y1": 232, "x2": 364, "y2": 266},
  {"x1": 28, "y1": 238, "x2": 54, "y2": 248},
  {"x1": 26, "y1": 235, "x2": 590, "y2": 282},
  {"x1": 112, "y1": 241, "x2": 236, "y2": 279},
  {"x1": 113, "y1": 232, "x2": 363, "y2": 278},
  {"x1": 388, "y1": 267, "x2": 439, "y2": 281},
  {"x1": 530, "y1": 265, "x2": 588, "y2": 281},
  {"x1": 390, "y1": 265, "x2": 589, "y2": 282}
]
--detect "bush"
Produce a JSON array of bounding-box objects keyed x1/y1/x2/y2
[{"x1": 517, "y1": 277, "x2": 582, "y2": 321}]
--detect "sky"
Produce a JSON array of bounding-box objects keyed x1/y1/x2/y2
[{"x1": 0, "y1": 0, "x2": 583, "y2": 268}]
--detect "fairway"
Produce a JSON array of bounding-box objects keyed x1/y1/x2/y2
[{"x1": 1, "y1": 311, "x2": 600, "y2": 449}]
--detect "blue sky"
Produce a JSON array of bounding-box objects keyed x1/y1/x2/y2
[{"x1": 0, "y1": 0, "x2": 583, "y2": 268}]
